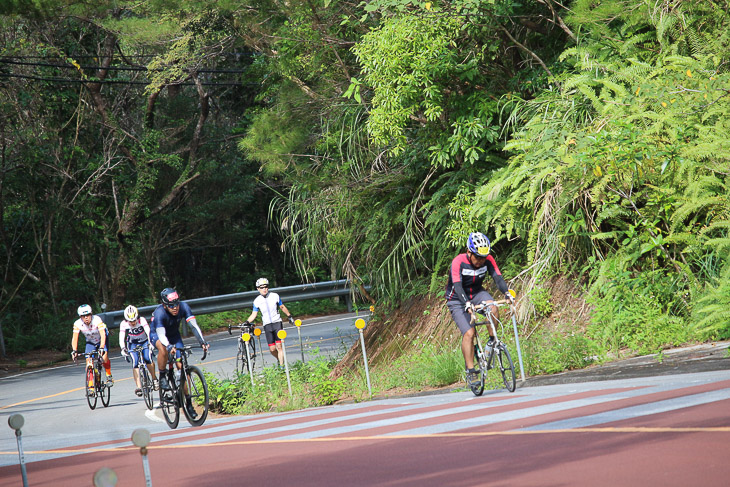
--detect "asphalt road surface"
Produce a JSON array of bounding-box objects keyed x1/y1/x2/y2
[{"x1": 1, "y1": 331, "x2": 728, "y2": 486}]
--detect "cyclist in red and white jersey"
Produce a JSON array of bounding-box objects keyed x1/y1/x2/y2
[
  {"x1": 242, "y1": 278, "x2": 295, "y2": 367},
  {"x1": 71, "y1": 304, "x2": 114, "y2": 385},
  {"x1": 445, "y1": 232, "x2": 515, "y2": 387},
  {"x1": 119, "y1": 305, "x2": 159, "y2": 396}
]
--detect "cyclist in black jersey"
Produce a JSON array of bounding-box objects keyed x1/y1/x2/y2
[{"x1": 445, "y1": 232, "x2": 515, "y2": 387}]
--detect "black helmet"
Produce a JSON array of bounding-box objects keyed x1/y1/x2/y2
[{"x1": 160, "y1": 287, "x2": 180, "y2": 306}]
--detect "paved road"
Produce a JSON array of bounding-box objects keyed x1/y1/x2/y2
[
  {"x1": 1, "y1": 336, "x2": 728, "y2": 486},
  {"x1": 2, "y1": 370, "x2": 728, "y2": 486}
]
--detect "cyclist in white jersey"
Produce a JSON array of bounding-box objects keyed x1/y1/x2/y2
[
  {"x1": 71, "y1": 304, "x2": 114, "y2": 385},
  {"x1": 119, "y1": 305, "x2": 159, "y2": 396},
  {"x1": 242, "y1": 278, "x2": 295, "y2": 367}
]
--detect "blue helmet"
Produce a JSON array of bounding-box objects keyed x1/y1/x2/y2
[{"x1": 467, "y1": 232, "x2": 491, "y2": 257}]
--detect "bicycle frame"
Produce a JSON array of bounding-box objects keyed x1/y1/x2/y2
[
  {"x1": 228, "y1": 322, "x2": 257, "y2": 374},
  {"x1": 473, "y1": 299, "x2": 526, "y2": 381},
  {"x1": 128, "y1": 345, "x2": 155, "y2": 410},
  {"x1": 470, "y1": 300, "x2": 518, "y2": 393},
  {"x1": 77, "y1": 350, "x2": 110, "y2": 409}
]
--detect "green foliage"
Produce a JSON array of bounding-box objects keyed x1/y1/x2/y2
[
  {"x1": 524, "y1": 328, "x2": 603, "y2": 375},
  {"x1": 586, "y1": 254, "x2": 692, "y2": 354},
  {"x1": 529, "y1": 287, "x2": 553, "y2": 318},
  {"x1": 206, "y1": 355, "x2": 345, "y2": 415}
]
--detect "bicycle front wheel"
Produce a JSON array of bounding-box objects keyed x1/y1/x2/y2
[
  {"x1": 99, "y1": 365, "x2": 111, "y2": 407},
  {"x1": 140, "y1": 366, "x2": 154, "y2": 410},
  {"x1": 497, "y1": 345, "x2": 517, "y2": 392},
  {"x1": 183, "y1": 365, "x2": 209, "y2": 427},
  {"x1": 236, "y1": 340, "x2": 248, "y2": 374},
  {"x1": 160, "y1": 387, "x2": 180, "y2": 429},
  {"x1": 85, "y1": 367, "x2": 97, "y2": 410}
]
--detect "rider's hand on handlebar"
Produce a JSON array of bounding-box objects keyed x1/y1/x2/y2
[
  {"x1": 288, "y1": 315, "x2": 295, "y2": 325},
  {"x1": 71, "y1": 350, "x2": 78, "y2": 361},
  {"x1": 464, "y1": 301, "x2": 475, "y2": 314}
]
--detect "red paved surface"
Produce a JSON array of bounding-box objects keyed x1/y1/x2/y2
[{"x1": 2, "y1": 381, "x2": 728, "y2": 486}]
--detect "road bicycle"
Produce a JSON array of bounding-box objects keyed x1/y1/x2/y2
[
  {"x1": 74, "y1": 350, "x2": 111, "y2": 410},
  {"x1": 159, "y1": 345, "x2": 209, "y2": 429},
  {"x1": 228, "y1": 322, "x2": 257, "y2": 374},
  {"x1": 124, "y1": 344, "x2": 156, "y2": 410},
  {"x1": 469, "y1": 300, "x2": 517, "y2": 395}
]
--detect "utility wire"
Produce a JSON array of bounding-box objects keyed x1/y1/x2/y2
[
  {"x1": 0, "y1": 58, "x2": 253, "y2": 74},
  {"x1": 0, "y1": 72, "x2": 259, "y2": 87}
]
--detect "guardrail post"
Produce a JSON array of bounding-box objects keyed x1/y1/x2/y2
[
  {"x1": 8, "y1": 414, "x2": 28, "y2": 487},
  {"x1": 346, "y1": 294, "x2": 352, "y2": 312},
  {"x1": 277, "y1": 329, "x2": 293, "y2": 398},
  {"x1": 355, "y1": 318, "x2": 372, "y2": 397},
  {"x1": 131, "y1": 428, "x2": 153, "y2": 487}
]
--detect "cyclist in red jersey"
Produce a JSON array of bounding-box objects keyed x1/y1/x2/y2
[{"x1": 445, "y1": 232, "x2": 515, "y2": 387}]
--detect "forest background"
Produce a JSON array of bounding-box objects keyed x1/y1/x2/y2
[{"x1": 1, "y1": 0, "x2": 729, "y2": 375}]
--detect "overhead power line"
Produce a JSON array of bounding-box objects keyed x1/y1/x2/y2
[
  {"x1": 0, "y1": 58, "x2": 254, "y2": 74},
  {"x1": 0, "y1": 72, "x2": 259, "y2": 87}
]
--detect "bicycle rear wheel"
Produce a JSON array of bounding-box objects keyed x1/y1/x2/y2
[
  {"x1": 140, "y1": 366, "x2": 154, "y2": 410},
  {"x1": 160, "y1": 387, "x2": 180, "y2": 429},
  {"x1": 497, "y1": 344, "x2": 517, "y2": 392},
  {"x1": 85, "y1": 367, "x2": 97, "y2": 410},
  {"x1": 183, "y1": 365, "x2": 209, "y2": 426}
]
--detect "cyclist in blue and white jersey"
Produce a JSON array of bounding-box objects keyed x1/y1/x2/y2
[
  {"x1": 445, "y1": 232, "x2": 515, "y2": 387},
  {"x1": 119, "y1": 305, "x2": 159, "y2": 396},
  {"x1": 71, "y1": 304, "x2": 114, "y2": 385},
  {"x1": 151, "y1": 288, "x2": 209, "y2": 410},
  {"x1": 242, "y1": 278, "x2": 295, "y2": 367}
]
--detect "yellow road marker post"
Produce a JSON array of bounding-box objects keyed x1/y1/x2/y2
[
  {"x1": 355, "y1": 318, "x2": 372, "y2": 397},
  {"x1": 277, "y1": 329, "x2": 293, "y2": 397}
]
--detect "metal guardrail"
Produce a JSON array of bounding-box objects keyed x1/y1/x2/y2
[{"x1": 99, "y1": 279, "x2": 363, "y2": 328}]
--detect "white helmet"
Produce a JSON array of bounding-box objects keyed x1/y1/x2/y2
[
  {"x1": 255, "y1": 277, "x2": 269, "y2": 289},
  {"x1": 124, "y1": 305, "x2": 138, "y2": 322},
  {"x1": 467, "y1": 232, "x2": 491, "y2": 257},
  {"x1": 77, "y1": 304, "x2": 93, "y2": 317}
]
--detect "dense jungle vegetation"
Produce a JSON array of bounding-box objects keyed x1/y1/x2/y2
[{"x1": 1, "y1": 0, "x2": 729, "y2": 363}]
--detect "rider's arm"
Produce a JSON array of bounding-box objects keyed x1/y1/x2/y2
[
  {"x1": 279, "y1": 303, "x2": 293, "y2": 320},
  {"x1": 449, "y1": 254, "x2": 470, "y2": 306},
  {"x1": 244, "y1": 310, "x2": 257, "y2": 323},
  {"x1": 71, "y1": 329, "x2": 80, "y2": 353},
  {"x1": 156, "y1": 325, "x2": 171, "y2": 348},
  {"x1": 186, "y1": 316, "x2": 206, "y2": 345},
  {"x1": 140, "y1": 317, "x2": 152, "y2": 339},
  {"x1": 97, "y1": 320, "x2": 108, "y2": 350},
  {"x1": 118, "y1": 322, "x2": 128, "y2": 350},
  {"x1": 487, "y1": 255, "x2": 510, "y2": 296}
]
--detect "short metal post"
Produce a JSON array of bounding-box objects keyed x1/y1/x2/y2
[
  {"x1": 131, "y1": 428, "x2": 153, "y2": 487},
  {"x1": 355, "y1": 318, "x2": 372, "y2": 397},
  {"x1": 510, "y1": 314, "x2": 527, "y2": 381},
  {"x1": 277, "y1": 329, "x2": 293, "y2": 397},
  {"x1": 8, "y1": 414, "x2": 28, "y2": 487},
  {"x1": 243, "y1": 334, "x2": 254, "y2": 387},
  {"x1": 253, "y1": 327, "x2": 263, "y2": 371},
  {"x1": 295, "y1": 319, "x2": 305, "y2": 363}
]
